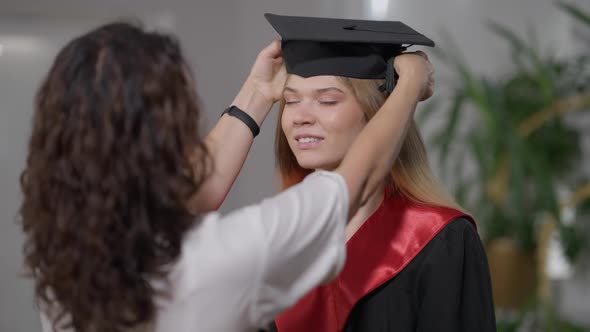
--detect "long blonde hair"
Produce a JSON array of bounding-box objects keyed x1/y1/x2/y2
[{"x1": 275, "y1": 77, "x2": 464, "y2": 211}]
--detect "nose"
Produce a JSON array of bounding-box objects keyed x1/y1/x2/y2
[{"x1": 292, "y1": 106, "x2": 316, "y2": 127}]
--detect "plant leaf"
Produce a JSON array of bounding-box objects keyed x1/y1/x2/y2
[{"x1": 557, "y1": 1, "x2": 590, "y2": 27}]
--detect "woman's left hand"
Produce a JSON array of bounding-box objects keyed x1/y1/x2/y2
[{"x1": 246, "y1": 40, "x2": 288, "y2": 104}]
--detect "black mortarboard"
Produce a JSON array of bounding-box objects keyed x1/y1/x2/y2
[{"x1": 264, "y1": 13, "x2": 435, "y2": 93}]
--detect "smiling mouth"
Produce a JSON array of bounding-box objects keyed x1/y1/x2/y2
[
  {"x1": 296, "y1": 137, "x2": 323, "y2": 143},
  {"x1": 295, "y1": 136, "x2": 324, "y2": 150}
]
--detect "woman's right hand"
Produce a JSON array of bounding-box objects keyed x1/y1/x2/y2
[
  {"x1": 394, "y1": 51, "x2": 435, "y2": 102},
  {"x1": 246, "y1": 40, "x2": 288, "y2": 104}
]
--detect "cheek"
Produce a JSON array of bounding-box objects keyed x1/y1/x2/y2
[
  {"x1": 332, "y1": 124, "x2": 365, "y2": 158},
  {"x1": 280, "y1": 111, "x2": 290, "y2": 134},
  {"x1": 347, "y1": 119, "x2": 366, "y2": 140},
  {"x1": 325, "y1": 108, "x2": 366, "y2": 144},
  {"x1": 281, "y1": 112, "x2": 296, "y2": 149},
  {"x1": 280, "y1": 112, "x2": 290, "y2": 139}
]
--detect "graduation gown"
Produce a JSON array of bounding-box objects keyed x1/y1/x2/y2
[{"x1": 268, "y1": 190, "x2": 496, "y2": 332}]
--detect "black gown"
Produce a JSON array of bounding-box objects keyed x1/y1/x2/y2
[
  {"x1": 268, "y1": 193, "x2": 496, "y2": 332},
  {"x1": 345, "y1": 218, "x2": 495, "y2": 331}
]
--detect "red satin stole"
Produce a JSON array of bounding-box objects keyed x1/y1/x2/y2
[{"x1": 275, "y1": 191, "x2": 474, "y2": 332}]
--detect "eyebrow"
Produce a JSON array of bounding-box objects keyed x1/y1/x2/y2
[{"x1": 283, "y1": 86, "x2": 346, "y2": 95}]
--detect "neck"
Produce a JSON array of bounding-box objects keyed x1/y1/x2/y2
[{"x1": 345, "y1": 182, "x2": 386, "y2": 241}]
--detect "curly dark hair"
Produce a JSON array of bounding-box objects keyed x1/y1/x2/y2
[{"x1": 20, "y1": 21, "x2": 210, "y2": 332}]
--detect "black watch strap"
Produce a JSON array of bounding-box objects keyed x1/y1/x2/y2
[{"x1": 221, "y1": 105, "x2": 260, "y2": 138}]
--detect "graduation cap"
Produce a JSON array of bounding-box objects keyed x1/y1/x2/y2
[{"x1": 264, "y1": 13, "x2": 435, "y2": 93}]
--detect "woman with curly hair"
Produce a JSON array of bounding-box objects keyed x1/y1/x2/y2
[{"x1": 20, "y1": 19, "x2": 435, "y2": 332}]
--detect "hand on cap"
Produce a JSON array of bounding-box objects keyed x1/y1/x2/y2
[
  {"x1": 394, "y1": 51, "x2": 434, "y2": 102},
  {"x1": 247, "y1": 40, "x2": 288, "y2": 103}
]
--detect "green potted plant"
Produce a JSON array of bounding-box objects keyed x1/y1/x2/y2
[{"x1": 423, "y1": 0, "x2": 590, "y2": 317}]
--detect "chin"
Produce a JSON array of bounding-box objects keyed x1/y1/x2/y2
[{"x1": 296, "y1": 156, "x2": 339, "y2": 171}]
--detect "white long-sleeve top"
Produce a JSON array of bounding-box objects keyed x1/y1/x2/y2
[{"x1": 41, "y1": 170, "x2": 348, "y2": 332}]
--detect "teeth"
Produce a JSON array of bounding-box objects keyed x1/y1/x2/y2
[{"x1": 298, "y1": 137, "x2": 321, "y2": 143}]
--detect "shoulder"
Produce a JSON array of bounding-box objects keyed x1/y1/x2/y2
[
  {"x1": 169, "y1": 210, "x2": 266, "y2": 298},
  {"x1": 441, "y1": 217, "x2": 477, "y2": 236},
  {"x1": 152, "y1": 210, "x2": 267, "y2": 329},
  {"x1": 413, "y1": 217, "x2": 482, "y2": 265},
  {"x1": 180, "y1": 209, "x2": 265, "y2": 268},
  {"x1": 417, "y1": 217, "x2": 487, "y2": 272}
]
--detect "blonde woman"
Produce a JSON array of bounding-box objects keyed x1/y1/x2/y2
[{"x1": 266, "y1": 13, "x2": 496, "y2": 332}]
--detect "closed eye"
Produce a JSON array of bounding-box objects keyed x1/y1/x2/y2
[{"x1": 319, "y1": 101, "x2": 338, "y2": 106}]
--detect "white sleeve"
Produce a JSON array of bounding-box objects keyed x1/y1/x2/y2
[
  {"x1": 168, "y1": 171, "x2": 348, "y2": 331},
  {"x1": 249, "y1": 170, "x2": 349, "y2": 327}
]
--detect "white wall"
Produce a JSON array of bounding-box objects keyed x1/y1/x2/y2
[{"x1": 0, "y1": 0, "x2": 588, "y2": 330}]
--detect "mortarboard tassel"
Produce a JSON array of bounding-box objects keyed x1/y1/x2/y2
[{"x1": 379, "y1": 57, "x2": 398, "y2": 94}]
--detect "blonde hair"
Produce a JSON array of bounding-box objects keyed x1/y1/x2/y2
[{"x1": 275, "y1": 77, "x2": 465, "y2": 211}]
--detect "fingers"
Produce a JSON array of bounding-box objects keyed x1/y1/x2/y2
[
  {"x1": 394, "y1": 51, "x2": 433, "y2": 76},
  {"x1": 402, "y1": 50, "x2": 430, "y2": 62},
  {"x1": 421, "y1": 70, "x2": 435, "y2": 101},
  {"x1": 259, "y1": 39, "x2": 283, "y2": 59},
  {"x1": 393, "y1": 50, "x2": 435, "y2": 101},
  {"x1": 413, "y1": 50, "x2": 429, "y2": 60}
]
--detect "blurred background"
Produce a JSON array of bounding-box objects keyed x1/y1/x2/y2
[{"x1": 0, "y1": 0, "x2": 588, "y2": 331}]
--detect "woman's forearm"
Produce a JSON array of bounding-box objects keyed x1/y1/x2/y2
[
  {"x1": 188, "y1": 82, "x2": 274, "y2": 213},
  {"x1": 335, "y1": 77, "x2": 421, "y2": 218}
]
